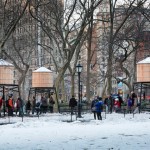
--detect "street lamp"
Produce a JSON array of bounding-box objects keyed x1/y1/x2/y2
[{"x1": 76, "y1": 63, "x2": 83, "y2": 118}]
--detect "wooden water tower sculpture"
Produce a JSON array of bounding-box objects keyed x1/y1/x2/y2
[
  {"x1": 134, "y1": 57, "x2": 150, "y2": 104},
  {"x1": 32, "y1": 67, "x2": 53, "y2": 87},
  {"x1": 0, "y1": 59, "x2": 20, "y2": 117},
  {"x1": 0, "y1": 59, "x2": 14, "y2": 84},
  {"x1": 137, "y1": 57, "x2": 150, "y2": 82},
  {"x1": 29, "y1": 66, "x2": 59, "y2": 112}
]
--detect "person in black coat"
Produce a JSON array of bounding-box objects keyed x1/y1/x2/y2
[
  {"x1": 49, "y1": 95, "x2": 55, "y2": 113},
  {"x1": 69, "y1": 95, "x2": 77, "y2": 115},
  {"x1": 26, "y1": 100, "x2": 31, "y2": 115},
  {"x1": 131, "y1": 91, "x2": 137, "y2": 106},
  {"x1": 91, "y1": 96, "x2": 98, "y2": 120}
]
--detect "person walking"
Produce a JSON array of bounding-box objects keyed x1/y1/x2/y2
[
  {"x1": 49, "y1": 95, "x2": 55, "y2": 113},
  {"x1": 32, "y1": 96, "x2": 36, "y2": 115},
  {"x1": 7, "y1": 96, "x2": 14, "y2": 116},
  {"x1": 69, "y1": 95, "x2": 77, "y2": 115},
  {"x1": 26, "y1": 100, "x2": 31, "y2": 115},
  {"x1": 104, "y1": 95, "x2": 112, "y2": 113},
  {"x1": 91, "y1": 96, "x2": 98, "y2": 120},
  {"x1": 95, "y1": 97, "x2": 103, "y2": 120},
  {"x1": 35, "y1": 100, "x2": 41, "y2": 115},
  {"x1": 131, "y1": 91, "x2": 137, "y2": 106}
]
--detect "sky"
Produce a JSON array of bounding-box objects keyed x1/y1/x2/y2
[{"x1": 0, "y1": 112, "x2": 150, "y2": 150}]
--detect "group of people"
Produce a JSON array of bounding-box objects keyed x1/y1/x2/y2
[
  {"x1": 0, "y1": 91, "x2": 138, "y2": 118},
  {"x1": 91, "y1": 96, "x2": 103, "y2": 120},
  {"x1": 68, "y1": 94, "x2": 124, "y2": 120},
  {"x1": 26, "y1": 95, "x2": 55, "y2": 115},
  {"x1": 0, "y1": 95, "x2": 23, "y2": 117},
  {"x1": 103, "y1": 92, "x2": 138, "y2": 114},
  {"x1": 90, "y1": 91, "x2": 138, "y2": 119},
  {"x1": 103, "y1": 94, "x2": 123, "y2": 114},
  {"x1": 68, "y1": 95, "x2": 104, "y2": 120},
  {"x1": 0, "y1": 94, "x2": 56, "y2": 117}
]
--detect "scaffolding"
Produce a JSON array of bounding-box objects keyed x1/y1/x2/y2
[
  {"x1": 28, "y1": 87, "x2": 60, "y2": 112},
  {"x1": 133, "y1": 82, "x2": 150, "y2": 102},
  {"x1": 0, "y1": 84, "x2": 20, "y2": 117}
]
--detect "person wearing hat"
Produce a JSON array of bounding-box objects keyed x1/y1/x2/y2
[
  {"x1": 91, "y1": 96, "x2": 98, "y2": 120},
  {"x1": 69, "y1": 95, "x2": 77, "y2": 115}
]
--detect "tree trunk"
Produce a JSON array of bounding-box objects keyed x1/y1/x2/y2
[
  {"x1": 86, "y1": 1, "x2": 94, "y2": 102},
  {"x1": 107, "y1": 48, "x2": 113, "y2": 95},
  {"x1": 61, "y1": 78, "x2": 66, "y2": 102},
  {"x1": 71, "y1": 74, "x2": 75, "y2": 97}
]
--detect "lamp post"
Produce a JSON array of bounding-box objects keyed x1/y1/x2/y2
[
  {"x1": 76, "y1": 63, "x2": 83, "y2": 118},
  {"x1": 80, "y1": 81, "x2": 83, "y2": 104}
]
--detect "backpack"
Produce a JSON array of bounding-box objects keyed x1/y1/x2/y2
[
  {"x1": 128, "y1": 99, "x2": 132, "y2": 107},
  {"x1": 36, "y1": 102, "x2": 40, "y2": 108},
  {"x1": 99, "y1": 103, "x2": 103, "y2": 111}
]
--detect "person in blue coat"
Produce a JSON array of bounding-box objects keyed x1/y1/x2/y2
[
  {"x1": 91, "y1": 96, "x2": 98, "y2": 120},
  {"x1": 95, "y1": 97, "x2": 103, "y2": 120}
]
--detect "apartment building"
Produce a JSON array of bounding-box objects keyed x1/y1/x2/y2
[
  {"x1": 1, "y1": 0, "x2": 63, "y2": 99},
  {"x1": 92, "y1": 1, "x2": 150, "y2": 97}
]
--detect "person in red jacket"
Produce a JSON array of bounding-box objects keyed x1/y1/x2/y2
[
  {"x1": 7, "y1": 96, "x2": 14, "y2": 116},
  {"x1": 114, "y1": 98, "x2": 120, "y2": 112}
]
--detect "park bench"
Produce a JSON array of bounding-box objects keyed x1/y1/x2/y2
[
  {"x1": 59, "y1": 103, "x2": 91, "y2": 113},
  {"x1": 141, "y1": 104, "x2": 150, "y2": 112}
]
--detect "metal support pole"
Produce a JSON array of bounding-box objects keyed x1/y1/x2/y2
[
  {"x1": 139, "y1": 83, "x2": 142, "y2": 113},
  {"x1": 78, "y1": 72, "x2": 81, "y2": 118},
  {"x1": 124, "y1": 108, "x2": 126, "y2": 118},
  {"x1": 80, "y1": 82, "x2": 82, "y2": 113},
  {"x1": 3, "y1": 86, "x2": 5, "y2": 117},
  {"x1": 81, "y1": 83, "x2": 82, "y2": 104}
]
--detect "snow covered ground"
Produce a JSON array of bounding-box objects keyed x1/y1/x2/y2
[{"x1": 0, "y1": 112, "x2": 150, "y2": 150}]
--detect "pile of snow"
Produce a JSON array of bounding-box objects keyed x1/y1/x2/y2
[
  {"x1": 137, "y1": 57, "x2": 150, "y2": 64},
  {"x1": 33, "y1": 67, "x2": 52, "y2": 72},
  {"x1": 0, "y1": 59, "x2": 13, "y2": 66}
]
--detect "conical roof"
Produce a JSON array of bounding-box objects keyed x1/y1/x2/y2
[
  {"x1": 137, "y1": 57, "x2": 150, "y2": 64},
  {"x1": 33, "y1": 67, "x2": 52, "y2": 72},
  {"x1": 0, "y1": 59, "x2": 13, "y2": 66}
]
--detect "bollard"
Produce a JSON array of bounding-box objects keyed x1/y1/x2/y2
[
  {"x1": 105, "y1": 106, "x2": 107, "y2": 119},
  {"x1": 124, "y1": 109, "x2": 126, "y2": 118},
  {"x1": 8, "y1": 116, "x2": 10, "y2": 123},
  {"x1": 71, "y1": 112, "x2": 72, "y2": 122}
]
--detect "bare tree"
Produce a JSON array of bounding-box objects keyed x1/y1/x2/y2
[
  {"x1": 0, "y1": 0, "x2": 30, "y2": 57},
  {"x1": 98, "y1": 0, "x2": 148, "y2": 96},
  {"x1": 3, "y1": 32, "x2": 36, "y2": 99},
  {"x1": 113, "y1": 5, "x2": 150, "y2": 93},
  {"x1": 29, "y1": 0, "x2": 104, "y2": 103}
]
